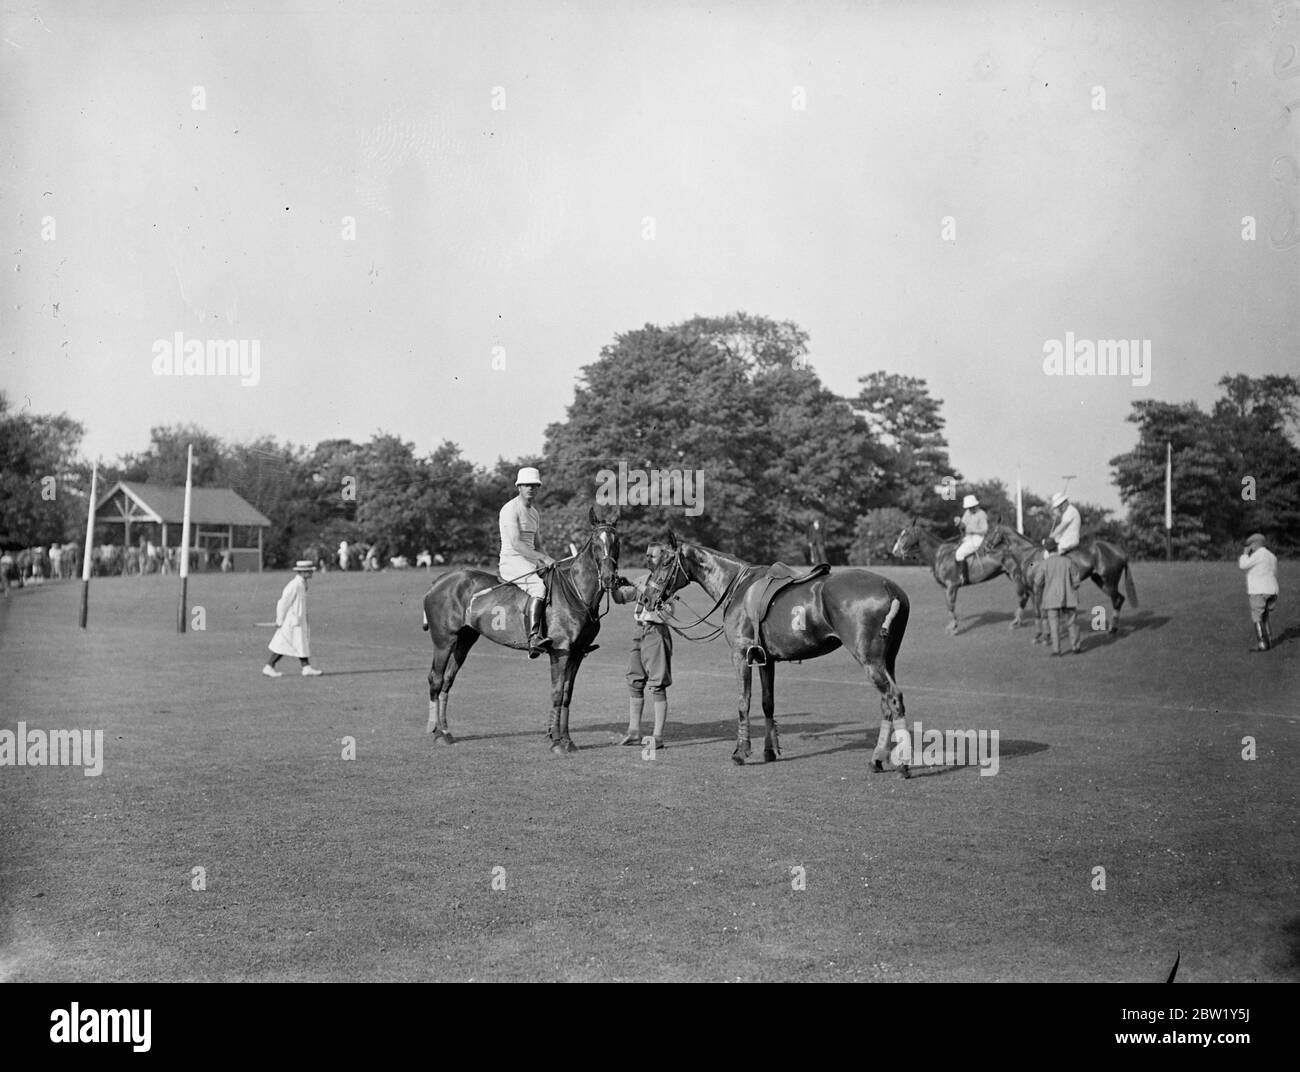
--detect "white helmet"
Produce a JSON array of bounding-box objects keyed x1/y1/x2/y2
[
  {"x1": 962, "y1": 494, "x2": 980, "y2": 509},
  {"x1": 515, "y1": 467, "x2": 542, "y2": 486},
  {"x1": 1050, "y1": 491, "x2": 1068, "y2": 508}
]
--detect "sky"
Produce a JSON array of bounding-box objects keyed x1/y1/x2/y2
[{"x1": 2, "y1": 0, "x2": 1297, "y2": 512}]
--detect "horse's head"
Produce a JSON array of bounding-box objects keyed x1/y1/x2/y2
[
  {"x1": 890, "y1": 521, "x2": 919, "y2": 560},
  {"x1": 642, "y1": 528, "x2": 687, "y2": 608},
  {"x1": 983, "y1": 526, "x2": 1007, "y2": 551},
  {"x1": 587, "y1": 505, "x2": 621, "y2": 591}
]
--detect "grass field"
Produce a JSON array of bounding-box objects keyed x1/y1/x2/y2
[{"x1": 1, "y1": 560, "x2": 1297, "y2": 981}]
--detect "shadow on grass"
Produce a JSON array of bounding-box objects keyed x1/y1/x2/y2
[
  {"x1": 954, "y1": 609, "x2": 1027, "y2": 634},
  {"x1": 324, "y1": 666, "x2": 426, "y2": 676},
  {"x1": 1272, "y1": 622, "x2": 1300, "y2": 649},
  {"x1": 780, "y1": 733, "x2": 1049, "y2": 771},
  {"x1": 1277, "y1": 915, "x2": 1300, "y2": 980}
]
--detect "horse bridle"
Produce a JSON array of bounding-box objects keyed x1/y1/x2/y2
[
  {"x1": 644, "y1": 545, "x2": 754, "y2": 643},
  {"x1": 548, "y1": 522, "x2": 620, "y2": 623}
]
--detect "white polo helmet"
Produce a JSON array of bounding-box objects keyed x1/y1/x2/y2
[
  {"x1": 962, "y1": 494, "x2": 980, "y2": 509},
  {"x1": 515, "y1": 467, "x2": 542, "y2": 486},
  {"x1": 1051, "y1": 491, "x2": 1068, "y2": 508}
]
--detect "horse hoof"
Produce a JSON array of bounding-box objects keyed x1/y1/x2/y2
[
  {"x1": 871, "y1": 759, "x2": 885, "y2": 773},
  {"x1": 431, "y1": 732, "x2": 455, "y2": 745},
  {"x1": 731, "y1": 751, "x2": 746, "y2": 766},
  {"x1": 764, "y1": 749, "x2": 778, "y2": 763},
  {"x1": 899, "y1": 764, "x2": 911, "y2": 779}
]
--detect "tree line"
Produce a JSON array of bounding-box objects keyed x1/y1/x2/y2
[{"x1": 2, "y1": 314, "x2": 1295, "y2": 564}]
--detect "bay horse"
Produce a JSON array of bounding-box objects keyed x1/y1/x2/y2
[
  {"x1": 421, "y1": 506, "x2": 620, "y2": 755},
  {"x1": 642, "y1": 531, "x2": 912, "y2": 775},
  {"x1": 890, "y1": 521, "x2": 1030, "y2": 635},
  {"x1": 982, "y1": 524, "x2": 1138, "y2": 637}
]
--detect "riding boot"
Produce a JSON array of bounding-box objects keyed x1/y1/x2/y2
[
  {"x1": 1249, "y1": 622, "x2": 1268, "y2": 653},
  {"x1": 526, "y1": 596, "x2": 551, "y2": 658},
  {"x1": 1262, "y1": 619, "x2": 1273, "y2": 650},
  {"x1": 959, "y1": 558, "x2": 969, "y2": 586}
]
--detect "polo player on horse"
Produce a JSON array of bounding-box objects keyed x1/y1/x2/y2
[
  {"x1": 954, "y1": 493, "x2": 989, "y2": 585},
  {"x1": 498, "y1": 466, "x2": 555, "y2": 657}
]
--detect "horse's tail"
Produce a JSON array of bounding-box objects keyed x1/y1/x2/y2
[{"x1": 1123, "y1": 560, "x2": 1138, "y2": 609}]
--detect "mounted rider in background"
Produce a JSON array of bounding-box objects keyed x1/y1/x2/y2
[
  {"x1": 1049, "y1": 491, "x2": 1082, "y2": 554},
  {"x1": 954, "y1": 493, "x2": 988, "y2": 585}
]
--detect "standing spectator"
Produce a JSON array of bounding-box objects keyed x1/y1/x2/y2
[
  {"x1": 1038, "y1": 537, "x2": 1082, "y2": 656},
  {"x1": 263, "y1": 560, "x2": 324, "y2": 677},
  {"x1": 1238, "y1": 532, "x2": 1278, "y2": 653},
  {"x1": 807, "y1": 516, "x2": 828, "y2": 566},
  {"x1": 49, "y1": 544, "x2": 63, "y2": 581},
  {"x1": 610, "y1": 564, "x2": 674, "y2": 749},
  {"x1": 338, "y1": 540, "x2": 351, "y2": 571}
]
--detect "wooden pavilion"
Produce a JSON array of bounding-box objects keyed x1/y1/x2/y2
[{"x1": 94, "y1": 482, "x2": 271, "y2": 572}]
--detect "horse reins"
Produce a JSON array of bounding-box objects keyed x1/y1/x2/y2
[{"x1": 651, "y1": 549, "x2": 754, "y2": 643}]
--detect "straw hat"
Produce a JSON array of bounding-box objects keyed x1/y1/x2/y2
[
  {"x1": 1050, "y1": 491, "x2": 1069, "y2": 508},
  {"x1": 293, "y1": 559, "x2": 317, "y2": 573},
  {"x1": 515, "y1": 467, "x2": 542, "y2": 486},
  {"x1": 962, "y1": 494, "x2": 980, "y2": 509}
]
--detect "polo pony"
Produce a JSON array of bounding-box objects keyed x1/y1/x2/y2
[
  {"x1": 421, "y1": 506, "x2": 620, "y2": 755},
  {"x1": 642, "y1": 531, "x2": 912, "y2": 775}
]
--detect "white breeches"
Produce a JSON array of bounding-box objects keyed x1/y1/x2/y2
[
  {"x1": 955, "y1": 534, "x2": 984, "y2": 561},
  {"x1": 500, "y1": 556, "x2": 545, "y2": 598}
]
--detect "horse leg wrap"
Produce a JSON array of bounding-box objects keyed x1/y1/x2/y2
[
  {"x1": 427, "y1": 700, "x2": 439, "y2": 733},
  {"x1": 879, "y1": 597, "x2": 900, "y2": 638}
]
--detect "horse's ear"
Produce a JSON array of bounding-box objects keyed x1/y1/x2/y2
[
  {"x1": 608, "y1": 505, "x2": 620, "y2": 525},
  {"x1": 588, "y1": 505, "x2": 598, "y2": 526},
  {"x1": 665, "y1": 528, "x2": 677, "y2": 548}
]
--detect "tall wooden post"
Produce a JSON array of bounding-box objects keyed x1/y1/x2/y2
[
  {"x1": 79, "y1": 462, "x2": 98, "y2": 629},
  {"x1": 178, "y1": 446, "x2": 194, "y2": 633}
]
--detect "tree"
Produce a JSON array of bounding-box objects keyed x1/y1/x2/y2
[
  {"x1": 851, "y1": 372, "x2": 961, "y2": 523},
  {"x1": 1212, "y1": 374, "x2": 1300, "y2": 555},
  {"x1": 543, "y1": 313, "x2": 884, "y2": 562},
  {"x1": 1109, "y1": 401, "x2": 1220, "y2": 559},
  {"x1": 0, "y1": 392, "x2": 87, "y2": 547},
  {"x1": 849, "y1": 507, "x2": 913, "y2": 566},
  {"x1": 118, "y1": 424, "x2": 229, "y2": 486}
]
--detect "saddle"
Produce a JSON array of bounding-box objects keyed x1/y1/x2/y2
[{"x1": 740, "y1": 562, "x2": 831, "y2": 665}]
